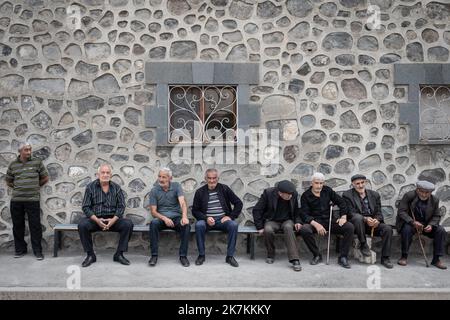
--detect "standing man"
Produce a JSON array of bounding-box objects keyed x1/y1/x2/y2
[
  {"x1": 5, "y1": 143, "x2": 48, "y2": 260},
  {"x1": 79, "y1": 164, "x2": 133, "y2": 267},
  {"x1": 252, "y1": 180, "x2": 303, "y2": 272},
  {"x1": 192, "y1": 169, "x2": 243, "y2": 267},
  {"x1": 343, "y1": 174, "x2": 394, "y2": 269},
  {"x1": 298, "y1": 172, "x2": 354, "y2": 269},
  {"x1": 147, "y1": 168, "x2": 190, "y2": 267},
  {"x1": 396, "y1": 180, "x2": 447, "y2": 269}
]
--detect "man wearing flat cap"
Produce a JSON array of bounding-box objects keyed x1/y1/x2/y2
[
  {"x1": 252, "y1": 180, "x2": 303, "y2": 271},
  {"x1": 396, "y1": 180, "x2": 447, "y2": 269},
  {"x1": 343, "y1": 174, "x2": 394, "y2": 269}
]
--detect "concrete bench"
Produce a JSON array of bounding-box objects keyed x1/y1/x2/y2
[{"x1": 53, "y1": 223, "x2": 259, "y2": 259}]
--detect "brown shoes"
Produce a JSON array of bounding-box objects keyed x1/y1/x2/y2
[
  {"x1": 397, "y1": 257, "x2": 407, "y2": 266},
  {"x1": 431, "y1": 260, "x2": 447, "y2": 270}
]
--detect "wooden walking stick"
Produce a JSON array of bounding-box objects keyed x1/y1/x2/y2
[
  {"x1": 326, "y1": 204, "x2": 333, "y2": 265},
  {"x1": 410, "y1": 210, "x2": 430, "y2": 268}
]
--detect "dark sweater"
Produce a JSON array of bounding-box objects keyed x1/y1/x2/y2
[
  {"x1": 192, "y1": 183, "x2": 243, "y2": 221},
  {"x1": 300, "y1": 185, "x2": 347, "y2": 224}
]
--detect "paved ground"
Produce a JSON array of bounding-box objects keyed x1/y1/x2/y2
[{"x1": 0, "y1": 250, "x2": 449, "y2": 299}]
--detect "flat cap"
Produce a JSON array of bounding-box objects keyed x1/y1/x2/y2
[
  {"x1": 277, "y1": 180, "x2": 296, "y2": 194},
  {"x1": 351, "y1": 174, "x2": 366, "y2": 182},
  {"x1": 416, "y1": 180, "x2": 435, "y2": 191}
]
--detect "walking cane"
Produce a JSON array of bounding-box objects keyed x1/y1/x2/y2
[
  {"x1": 410, "y1": 210, "x2": 430, "y2": 267},
  {"x1": 326, "y1": 204, "x2": 333, "y2": 265}
]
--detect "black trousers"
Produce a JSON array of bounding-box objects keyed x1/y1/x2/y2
[
  {"x1": 400, "y1": 223, "x2": 447, "y2": 259},
  {"x1": 78, "y1": 217, "x2": 133, "y2": 255},
  {"x1": 298, "y1": 221, "x2": 354, "y2": 258},
  {"x1": 351, "y1": 214, "x2": 393, "y2": 257},
  {"x1": 10, "y1": 201, "x2": 42, "y2": 254}
]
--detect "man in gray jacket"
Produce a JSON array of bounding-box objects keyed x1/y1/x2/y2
[
  {"x1": 343, "y1": 174, "x2": 393, "y2": 269},
  {"x1": 396, "y1": 180, "x2": 447, "y2": 269}
]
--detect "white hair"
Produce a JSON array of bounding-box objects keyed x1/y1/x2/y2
[
  {"x1": 311, "y1": 172, "x2": 325, "y2": 182},
  {"x1": 97, "y1": 163, "x2": 112, "y2": 173},
  {"x1": 18, "y1": 142, "x2": 31, "y2": 152},
  {"x1": 159, "y1": 167, "x2": 173, "y2": 177}
]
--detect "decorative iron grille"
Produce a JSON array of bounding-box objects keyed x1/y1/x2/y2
[
  {"x1": 168, "y1": 85, "x2": 237, "y2": 144},
  {"x1": 419, "y1": 85, "x2": 450, "y2": 142}
]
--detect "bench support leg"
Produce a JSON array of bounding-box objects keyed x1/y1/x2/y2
[
  {"x1": 250, "y1": 234, "x2": 255, "y2": 260},
  {"x1": 53, "y1": 230, "x2": 62, "y2": 257}
]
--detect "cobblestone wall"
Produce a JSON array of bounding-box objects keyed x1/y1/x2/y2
[{"x1": 0, "y1": 0, "x2": 449, "y2": 251}]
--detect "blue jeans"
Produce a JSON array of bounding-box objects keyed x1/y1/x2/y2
[
  {"x1": 195, "y1": 218, "x2": 238, "y2": 257},
  {"x1": 149, "y1": 217, "x2": 190, "y2": 257}
]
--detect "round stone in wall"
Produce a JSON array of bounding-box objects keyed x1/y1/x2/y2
[
  {"x1": 341, "y1": 79, "x2": 367, "y2": 100},
  {"x1": 286, "y1": 0, "x2": 313, "y2": 18},
  {"x1": 358, "y1": 154, "x2": 381, "y2": 171},
  {"x1": 322, "y1": 32, "x2": 353, "y2": 51},
  {"x1": 334, "y1": 158, "x2": 355, "y2": 174},
  {"x1": 301, "y1": 130, "x2": 327, "y2": 145}
]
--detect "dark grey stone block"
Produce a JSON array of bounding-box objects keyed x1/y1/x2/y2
[
  {"x1": 237, "y1": 84, "x2": 249, "y2": 106},
  {"x1": 145, "y1": 62, "x2": 192, "y2": 84},
  {"x1": 192, "y1": 62, "x2": 214, "y2": 84},
  {"x1": 424, "y1": 64, "x2": 443, "y2": 84},
  {"x1": 394, "y1": 63, "x2": 425, "y2": 85},
  {"x1": 145, "y1": 104, "x2": 167, "y2": 127},
  {"x1": 156, "y1": 84, "x2": 168, "y2": 105},
  {"x1": 239, "y1": 104, "x2": 261, "y2": 127},
  {"x1": 399, "y1": 103, "x2": 419, "y2": 125},
  {"x1": 213, "y1": 63, "x2": 259, "y2": 84},
  {"x1": 442, "y1": 64, "x2": 450, "y2": 83},
  {"x1": 408, "y1": 84, "x2": 420, "y2": 102},
  {"x1": 155, "y1": 127, "x2": 169, "y2": 146},
  {"x1": 399, "y1": 103, "x2": 420, "y2": 144}
]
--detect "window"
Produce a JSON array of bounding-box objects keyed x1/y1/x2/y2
[
  {"x1": 168, "y1": 85, "x2": 237, "y2": 144},
  {"x1": 419, "y1": 85, "x2": 450, "y2": 142}
]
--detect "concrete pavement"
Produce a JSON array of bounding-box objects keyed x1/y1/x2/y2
[{"x1": 0, "y1": 250, "x2": 449, "y2": 299}]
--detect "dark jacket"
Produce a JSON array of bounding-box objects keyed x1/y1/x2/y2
[
  {"x1": 192, "y1": 183, "x2": 243, "y2": 221},
  {"x1": 300, "y1": 185, "x2": 347, "y2": 224},
  {"x1": 252, "y1": 187, "x2": 301, "y2": 230},
  {"x1": 396, "y1": 190, "x2": 441, "y2": 231},
  {"x1": 342, "y1": 188, "x2": 383, "y2": 222}
]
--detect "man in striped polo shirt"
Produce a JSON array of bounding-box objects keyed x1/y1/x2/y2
[
  {"x1": 192, "y1": 169, "x2": 243, "y2": 267},
  {"x1": 5, "y1": 143, "x2": 49, "y2": 260}
]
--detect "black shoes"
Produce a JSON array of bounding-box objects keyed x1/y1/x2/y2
[
  {"x1": 225, "y1": 256, "x2": 239, "y2": 267},
  {"x1": 35, "y1": 252, "x2": 44, "y2": 261},
  {"x1": 82, "y1": 255, "x2": 96, "y2": 267},
  {"x1": 148, "y1": 256, "x2": 158, "y2": 267},
  {"x1": 113, "y1": 254, "x2": 130, "y2": 265},
  {"x1": 381, "y1": 257, "x2": 394, "y2": 269},
  {"x1": 195, "y1": 255, "x2": 205, "y2": 265},
  {"x1": 180, "y1": 256, "x2": 190, "y2": 267},
  {"x1": 14, "y1": 251, "x2": 27, "y2": 258},
  {"x1": 291, "y1": 260, "x2": 302, "y2": 272},
  {"x1": 265, "y1": 257, "x2": 274, "y2": 264},
  {"x1": 338, "y1": 256, "x2": 351, "y2": 269},
  {"x1": 310, "y1": 255, "x2": 322, "y2": 265},
  {"x1": 360, "y1": 243, "x2": 372, "y2": 257}
]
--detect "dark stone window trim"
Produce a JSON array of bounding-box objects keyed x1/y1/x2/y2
[
  {"x1": 144, "y1": 62, "x2": 261, "y2": 146},
  {"x1": 394, "y1": 63, "x2": 450, "y2": 145}
]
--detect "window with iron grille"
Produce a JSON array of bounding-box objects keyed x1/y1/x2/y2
[
  {"x1": 168, "y1": 85, "x2": 238, "y2": 144},
  {"x1": 419, "y1": 85, "x2": 450, "y2": 142}
]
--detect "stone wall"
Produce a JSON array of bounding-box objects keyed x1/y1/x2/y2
[{"x1": 0, "y1": 0, "x2": 449, "y2": 252}]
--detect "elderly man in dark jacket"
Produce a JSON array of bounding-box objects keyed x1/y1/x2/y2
[
  {"x1": 343, "y1": 174, "x2": 393, "y2": 269},
  {"x1": 299, "y1": 172, "x2": 354, "y2": 269},
  {"x1": 252, "y1": 180, "x2": 303, "y2": 271},
  {"x1": 396, "y1": 180, "x2": 447, "y2": 269},
  {"x1": 192, "y1": 169, "x2": 243, "y2": 267}
]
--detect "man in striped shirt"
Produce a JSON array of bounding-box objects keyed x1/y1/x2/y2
[
  {"x1": 79, "y1": 164, "x2": 133, "y2": 267},
  {"x1": 5, "y1": 143, "x2": 49, "y2": 260},
  {"x1": 192, "y1": 169, "x2": 243, "y2": 267}
]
